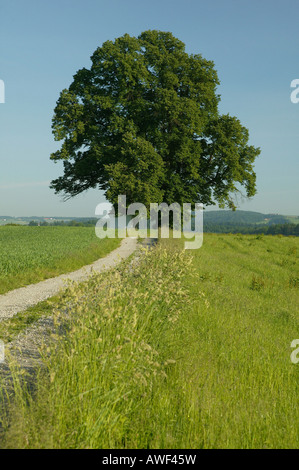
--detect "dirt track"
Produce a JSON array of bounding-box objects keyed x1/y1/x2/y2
[
  {"x1": 0, "y1": 237, "x2": 139, "y2": 391},
  {"x1": 0, "y1": 237, "x2": 137, "y2": 323}
]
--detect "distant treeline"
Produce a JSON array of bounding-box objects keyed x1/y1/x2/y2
[
  {"x1": 28, "y1": 219, "x2": 97, "y2": 227},
  {"x1": 203, "y1": 222, "x2": 299, "y2": 236},
  {"x1": 19, "y1": 219, "x2": 299, "y2": 237},
  {"x1": 202, "y1": 210, "x2": 295, "y2": 225}
]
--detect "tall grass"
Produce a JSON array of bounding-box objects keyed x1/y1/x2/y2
[
  {"x1": 0, "y1": 243, "x2": 206, "y2": 448},
  {"x1": 1, "y1": 234, "x2": 299, "y2": 448}
]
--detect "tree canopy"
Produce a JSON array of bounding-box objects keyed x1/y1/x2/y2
[{"x1": 50, "y1": 30, "x2": 260, "y2": 210}]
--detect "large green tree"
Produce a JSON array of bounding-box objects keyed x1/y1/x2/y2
[{"x1": 50, "y1": 30, "x2": 260, "y2": 210}]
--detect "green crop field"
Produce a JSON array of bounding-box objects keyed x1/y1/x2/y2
[
  {"x1": 1, "y1": 233, "x2": 299, "y2": 449},
  {"x1": 0, "y1": 226, "x2": 120, "y2": 294}
]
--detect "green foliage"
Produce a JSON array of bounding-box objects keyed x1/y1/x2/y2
[
  {"x1": 50, "y1": 30, "x2": 260, "y2": 209},
  {"x1": 203, "y1": 210, "x2": 290, "y2": 225},
  {"x1": 204, "y1": 221, "x2": 299, "y2": 236}
]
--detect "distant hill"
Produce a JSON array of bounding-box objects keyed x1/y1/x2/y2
[
  {"x1": 203, "y1": 210, "x2": 298, "y2": 226},
  {"x1": 1, "y1": 210, "x2": 299, "y2": 230}
]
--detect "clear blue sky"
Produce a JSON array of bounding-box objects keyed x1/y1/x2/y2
[{"x1": 0, "y1": 0, "x2": 298, "y2": 217}]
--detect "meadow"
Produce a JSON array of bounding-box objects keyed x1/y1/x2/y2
[
  {"x1": 0, "y1": 233, "x2": 299, "y2": 448},
  {"x1": 0, "y1": 226, "x2": 120, "y2": 294}
]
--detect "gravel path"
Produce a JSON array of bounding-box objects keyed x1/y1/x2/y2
[
  {"x1": 0, "y1": 237, "x2": 137, "y2": 323},
  {"x1": 0, "y1": 238, "x2": 158, "y2": 396},
  {"x1": 0, "y1": 237, "x2": 139, "y2": 399}
]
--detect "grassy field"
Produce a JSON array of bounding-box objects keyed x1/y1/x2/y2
[
  {"x1": 1, "y1": 233, "x2": 299, "y2": 448},
  {"x1": 0, "y1": 226, "x2": 120, "y2": 294}
]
